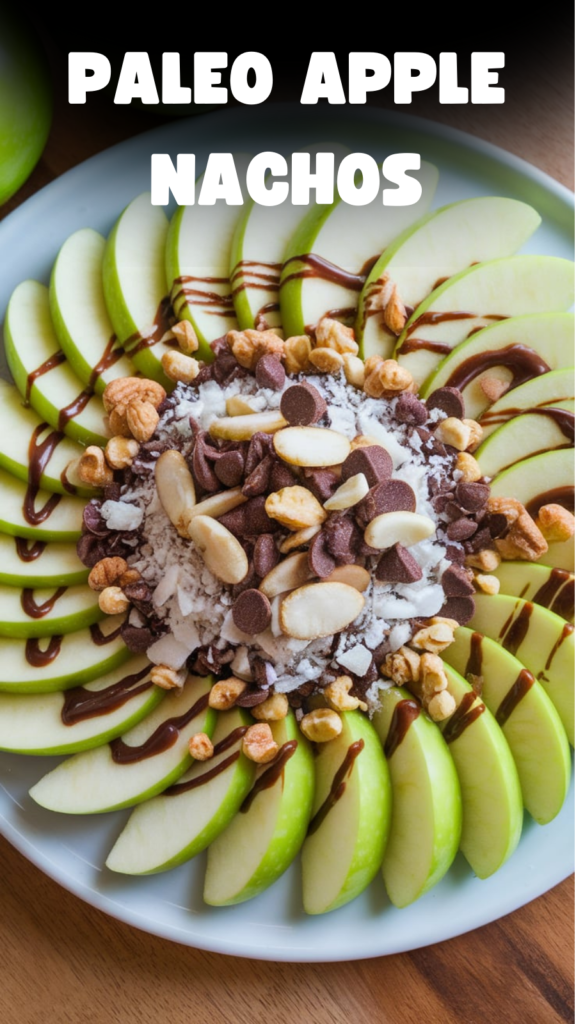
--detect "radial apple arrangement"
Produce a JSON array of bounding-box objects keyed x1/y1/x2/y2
[{"x1": 0, "y1": 150, "x2": 574, "y2": 915}]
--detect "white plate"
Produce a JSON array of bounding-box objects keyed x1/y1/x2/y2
[{"x1": 0, "y1": 104, "x2": 573, "y2": 961}]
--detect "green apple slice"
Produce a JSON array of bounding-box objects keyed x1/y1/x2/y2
[
  {"x1": 357, "y1": 197, "x2": 540, "y2": 360},
  {"x1": 478, "y1": 368, "x2": 575, "y2": 438},
  {"x1": 372, "y1": 686, "x2": 461, "y2": 907},
  {"x1": 475, "y1": 400, "x2": 574, "y2": 477},
  {"x1": 166, "y1": 154, "x2": 253, "y2": 360},
  {"x1": 493, "y1": 562, "x2": 574, "y2": 622},
  {"x1": 204, "y1": 710, "x2": 314, "y2": 906},
  {"x1": 0, "y1": 656, "x2": 163, "y2": 754},
  {"x1": 0, "y1": 582, "x2": 102, "y2": 638},
  {"x1": 301, "y1": 710, "x2": 391, "y2": 915},
  {"x1": 0, "y1": 379, "x2": 96, "y2": 499},
  {"x1": 106, "y1": 707, "x2": 256, "y2": 874},
  {"x1": 103, "y1": 192, "x2": 174, "y2": 388},
  {"x1": 490, "y1": 448, "x2": 574, "y2": 572},
  {"x1": 230, "y1": 144, "x2": 350, "y2": 333},
  {"x1": 280, "y1": 161, "x2": 438, "y2": 339},
  {"x1": 443, "y1": 628, "x2": 571, "y2": 824},
  {"x1": 0, "y1": 614, "x2": 130, "y2": 693},
  {"x1": 29, "y1": 674, "x2": 215, "y2": 813},
  {"x1": 395, "y1": 257, "x2": 575, "y2": 387},
  {"x1": 4, "y1": 279, "x2": 109, "y2": 446},
  {"x1": 0, "y1": 533, "x2": 88, "y2": 587},
  {"x1": 469, "y1": 593, "x2": 574, "y2": 746},
  {"x1": 440, "y1": 664, "x2": 523, "y2": 878},
  {"x1": 49, "y1": 228, "x2": 135, "y2": 394},
  {"x1": 0, "y1": 466, "x2": 84, "y2": 541},
  {"x1": 418, "y1": 314, "x2": 574, "y2": 419}
]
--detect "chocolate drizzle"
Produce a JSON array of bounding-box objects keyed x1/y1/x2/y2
[
  {"x1": 481, "y1": 398, "x2": 573, "y2": 430},
  {"x1": 445, "y1": 344, "x2": 551, "y2": 394},
  {"x1": 172, "y1": 276, "x2": 235, "y2": 319},
  {"x1": 25, "y1": 635, "x2": 63, "y2": 666},
  {"x1": 109, "y1": 691, "x2": 210, "y2": 764},
  {"x1": 499, "y1": 602, "x2": 533, "y2": 657},
  {"x1": 89, "y1": 621, "x2": 124, "y2": 646},
  {"x1": 526, "y1": 486, "x2": 575, "y2": 519},
  {"x1": 543, "y1": 623, "x2": 574, "y2": 673},
  {"x1": 15, "y1": 537, "x2": 46, "y2": 562},
  {"x1": 240, "y1": 739, "x2": 298, "y2": 813},
  {"x1": 165, "y1": 726, "x2": 249, "y2": 796},
  {"x1": 398, "y1": 311, "x2": 508, "y2": 357},
  {"x1": 23, "y1": 424, "x2": 64, "y2": 525},
  {"x1": 25, "y1": 351, "x2": 67, "y2": 403},
  {"x1": 307, "y1": 739, "x2": 364, "y2": 836},
  {"x1": 129, "y1": 296, "x2": 174, "y2": 354},
  {"x1": 384, "y1": 700, "x2": 420, "y2": 759},
  {"x1": 496, "y1": 669, "x2": 535, "y2": 725},
  {"x1": 61, "y1": 666, "x2": 152, "y2": 725},
  {"x1": 280, "y1": 253, "x2": 378, "y2": 293},
  {"x1": 443, "y1": 692, "x2": 485, "y2": 744},
  {"x1": 21, "y1": 587, "x2": 67, "y2": 619},
  {"x1": 230, "y1": 260, "x2": 282, "y2": 295},
  {"x1": 533, "y1": 568, "x2": 575, "y2": 620}
]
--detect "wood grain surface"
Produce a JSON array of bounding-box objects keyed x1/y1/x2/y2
[{"x1": 0, "y1": 43, "x2": 573, "y2": 1024}]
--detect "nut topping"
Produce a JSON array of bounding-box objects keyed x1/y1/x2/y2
[
  {"x1": 188, "y1": 515, "x2": 249, "y2": 584},
  {"x1": 273, "y1": 426, "x2": 351, "y2": 467},
  {"x1": 155, "y1": 449, "x2": 196, "y2": 537},
  {"x1": 364, "y1": 511, "x2": 435, "y2": 550},
  {"x1": 279, "y1": 582, "x2": 365, "y2": 640},
  {"x1": 265, "y1": 486, "x2": 327, "y2": 530}
]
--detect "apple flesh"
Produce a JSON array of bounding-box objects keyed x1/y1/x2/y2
[
  {"x1": 357, "y1": 196, "x2": 540, "y2": 360},
  {"x1": 49, "y1": 228, "x2": 135, "y2": 393},
  {"x1": 204, "y1": 709, "x2": 314, "y2": 905},
  {"x1": 395, "y1": 257, "x2": 575, "y2": 387},
  {"x1": 4, "y1": 279, "x2": 109, "y2": 446},
  {"x1": 493, "y1": 562, "x2": 574, "y2": 622},
  {"x1": 29, "y1": 674, "x2": 215, "y2": 813},
  {"x1": 0, "y1": 467, "x2": 84, "y2": 541},
  {"x1": 440, "y1": 664, "x2": 523, "y2": 878},
  {"x1": 106, "y1": 707, "x2": 256, "y2": 874},
  {"x1": 301, "y1": 710, "x2": 391, "y2": 915},
  {"x1": 372, "y1": 686, "x2": 461, "y2": 907},
  {"x1": 475, "y1": 399, "x2": 574, "y2": 477},
  {"x1": 0, "y1": 582, "x2": 102, "y2": 638},
  {"x1": 0, "y1": 533, "x2": 88, "y2": 588},
  {"x1": 443, "y1": 628, "x2": 571, "y2": 824},
  {"x1": 478, "y1": 368, "x2": 575, "y2": 439}
]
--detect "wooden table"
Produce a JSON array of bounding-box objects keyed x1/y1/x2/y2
[{"x1": 0, "y1": 47, "x2": 573, "y2": 1024}]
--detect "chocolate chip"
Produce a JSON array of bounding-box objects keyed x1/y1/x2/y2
[
  {"x1": 375, "y1": 544, "x2": 423, "y2": 583},
  {"x1": 123, "y1": 581, "x2": 153, "y2": 604},
  {"x1": 464, "y1": 526, "x2": 493, "y2": 553},
  {"x1": 253, "y1": 534, "x2": 279, "y2": 577},
  {"x1": 439, "y1": 596, "x2": 476, "y2": 625},
  {"x1": 445, "y1": 544, "x2": 466, "y2": 564},
  {"x1": 76, "y1": 534, "x2": 107, "y2": 568},
  {"x1": 302, "y1": 467, "x2": 340, "y2": 502},
  {"x1": 255, "y1": 353, "x2": 286, "y2": 391},
  {"x1": 215, "y1": 450, "x2": 245, "y2": 488},
  {"x1": 356, "y1": 479, "x2": 416, "y2": 525},
  {"x1": 455, "y1": 482, "x2": 490, "y2": 513},
  {"x1": 103, "y1": 482, "x2": 122, "y2": 502},
  {"x1": 341, "y1": 446, "x2": 392, "y2": 488},
  {"x1": 192, "y1": 443, "x2": 220, "y2": 492},
  {"x1": 270, "y1": 460, "x2": 296, "y2": 491},
  {"x1": 395, "y1": 392, "x2": 428, "y2": 425},
  {"x1": 324, "y1": 514, "x2": 361, "y2": 565},
  {"x1": 235, "y1": 686, "x2": 271, "y2": 708},
  {"x1": 308, "y1": 530, "x2": 337, "y2": 578},
  {"x1": 210, "y1": 335, "x2": 229, "y2": 356},
  {"x1": 120, "y1": 623, "x2": 154, "y2": 652},
  {"x1": 488, "y1": 513, "x2": 509, "y2": 539},
  {"x1": 82, "y1": 501, "x2": 107, "y2": 537},
  {"x1": 446, "y1": 518, "x2": 478, "y2": 541},
  {"x1": 441, "y1": 564, "x2": 475, "y2": 597},
  {"x1": 218, "y1": 506, "x2": 246, "y2": 537},
  {"x1": 220, "y1": 495, "x2": 275, "y2": 538},
  {"x1": 242, "y1": 453, "x2": 274, "y2": 497},
  {"x1": 245, "y1": 433, "x2": 274, "y2": 477},
  {"x1": 251, "y1": 656, "x2": 277, "y2": 689},
  {"x1": 280, "y1": 382, "x2": 327, "y2": 426},
  {"x1": 425, "y1": 387, "x2": 465, "y2": 419},
  {"x1": 232, "y1": 589, "x2": 272, "y2": 635}
]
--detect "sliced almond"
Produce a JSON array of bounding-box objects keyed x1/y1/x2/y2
[
  {"x1": 324, "y1": 473, "x2": 369, "y2": 511},
  {"x1": 278, "y1": 525, "x2": 321, "y2": 554},
  {"x1": 265, "y1": 486, "x2": 327, "y2": 530},
  {"x1": 155, "y1": 450, "x2": 196, "y2": 537},
  {"x1": 273, "y1": 426, "x2": 351, "y2": 468},
  {"x1": 364, "y1": 511, "x2": 436, "y2": 550},
  {"x1": 188, "y1": 515, "x2": 249, "y2": 584},
  {"x1": 185, "y1": 487, "x2": 247, "y2": 522},
  {"x1": 280, "y1": 582, "x2": 365, "y2": 640},
  {"x1": 209, "y1": 410, "x2": 287, "y2": 441},
  {"x1": 225, "y1": 395, "x2": 259, "y2": 417},
  {"x1": 323, "y1": 564, "x2": 371, "y2": 592},
  {"x1": 259, "y1": 552, "x2": 313, "y2": 599}
]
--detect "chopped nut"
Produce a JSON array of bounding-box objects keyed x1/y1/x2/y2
[
  {"x1": 493, "y1": 502, "x2": 548, "y2": 561},
  {"x1": 98, "y1": 586, "x2": 130, "y2": 615},
  {"x1": 242, "y1": 723, "x2": 279, "y2": 763},
  {"x1": 456, "y1": 451, "x2": 482, "y2": 483},
  {"x1": 466, "y1": 548, "x2": 501, "y2": 572},
  {"x1": 185, "y1": 487, "x2": 247, "y2": 522},
  {"x1": 324, "y1": 473, "x2": 369, "y2": 511},
  {"x1": 273, "y1": 426, "x2": 351, "y2": 468},
  {"x1": 434, "y1": 417, "x2": 471, "y2": 451},
  {"x1": 479, "y1": 376, "x2": 509, "y2": 403},
  {"x1": 126, "y1": 399, "x2": 160, "y2": 442},
  {"x1": 463, "y1": 418, "x2": 483, "y2": 451},
  {"x1": 363, "y1": 358, "x2": 415, "y2": 399},
  {"x1": 265, "y1": 486, "x2": 327, "y2": 530},
  {"x1": 315, "y1": 317, "x2": 358, "y2": 355},
  {"x1": 535, "y1": 504, "x2": 576, "y2": 543},
  {"x1": 279, "y1": 525, "x2": 321, "y2": 554},
  {"x1": 78, "y1": 446, "x2": 114, "y2": 487},
  {"x1": 381, "y1": 282, "x2": 408, "y2": 335},
  {"x1": 280, "y1": 582, "x2": 365, "y2": 640},
  {"x1": 419, "y1": 652, "x2": 448, "y2": 698},
  {"x1": 228, "y1": 328, "x2": 284, "y2": 370},
  {"x1": 324, "y1": 675, "x2": 367, "y2": 712},
  {"x1": 155, "y1": 449, "x2": 196, "y2": 537},
  {"x1": 88, "y1": 556, "x2": 128, "y2": 591},
  {"x1": 161, "y1": 350, "x2": 200, "y2": 384},
  {"x1": 342, "y1": 354, "x2": 365, "y2": 389},
  {"x1": 208, "y1": 677, "x2": 248, "y2": 710},
  {"x1": 226, "y1": 395, "x2": 258, "y2": 417},
  {"x1": 411, "y1": 620, "x2": 457, "y2": 653},
  {"x1": 209, "y1": 410, "x2": 287, "y2": 441},
  {"x1": 188, "y1": 732, "x2": 214, "y2": 760},
  {"x1": 103, "y1": 377, "x2": 166, "y2": 415},
  {"x1": 172, "y1": 319, "x2": 199, "y2": 354},
  {"x1": 283, "y1": 335, "x2": 313, "y2": 374},
  {"x1": 151, "y1": 664, "x2": 186, "y2": 690},
  {"x1": 350, "y1": 434, "x2": 384, "y2": 451},
  {"x1": 105, "y1": 435, "x2": 139, "y2": 470},
  {"x1": 118, "y1": 568, "x2": 141, "y2": 588},
  {"x1": 364, "y1": 511, "x2": 435, "y2": 550},
  {"x1": 308, "y1": 347, "x2": 345, "y2": 374},
  {"x1": 252, "y1": 693, "x2": 289, "y2": 721},
  {"x1": 188, "y1": 515, "x2": 249, "y2": 584},
  {"x1": 381, "y1": 646, "x2": 421, "y2": 686},
  {"x1": 474, "y1": 573, "x2": 501, "y2": 595},
  {"x1": 323, "y1": 564, "x2": 371, "y2": 592},
  {"x1": 487, "y1": 495, "x2": 523, "y2": 525},
  {"x1": 428, "y1": 690, "x2": 457, "y2": 722},
  {"x1": 259, "y1": 551, "x2": 314, "y2": 599},
  {"x1": 300, "y1": 707, "x2": 343, "y2": 742}
]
